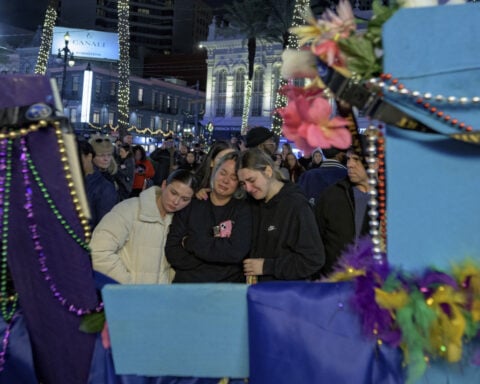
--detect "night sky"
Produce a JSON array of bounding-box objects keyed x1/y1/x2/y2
[
  {"x1": 0, "y1": 0, "x2": 233, "y2": 31},
  {"x1": 0, "y1": 1, "x2": 50, "y2": 30}
]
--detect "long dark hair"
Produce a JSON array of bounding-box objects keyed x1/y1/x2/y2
[
  {"x1": 133, "y1": 145, "x2": 147, "y2": 161},
  {"x1": 166, "y1": 169, "x2": 199, "y2": 192}
]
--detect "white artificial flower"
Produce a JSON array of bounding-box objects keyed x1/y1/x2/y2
[{"x1": 281, "y1": 49, "x2": 318, "y2": 80}]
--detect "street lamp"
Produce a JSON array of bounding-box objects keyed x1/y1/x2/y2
[{"x1": 57, "y1": 32, "x2": 75, "y2": 100}]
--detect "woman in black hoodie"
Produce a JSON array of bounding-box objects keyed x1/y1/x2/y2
[{"x1": 237, "y1": 148, "x2": 325, "y2": 282}]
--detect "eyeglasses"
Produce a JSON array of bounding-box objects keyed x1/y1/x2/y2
[{"x1": 94, "y1": 138, "x2": 111, "y2": 143}]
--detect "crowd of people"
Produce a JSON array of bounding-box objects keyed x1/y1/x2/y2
[{"x1": 79, "y1": 125, "x2": 373, "y2": 285}]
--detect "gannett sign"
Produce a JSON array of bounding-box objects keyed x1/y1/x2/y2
[{"x1": 52, "y1": 27, "x2": 119, "y2": 61}]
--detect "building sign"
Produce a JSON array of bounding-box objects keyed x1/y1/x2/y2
[{"x1": 52, "y1": 27, "x2": 119, "y2": 61}]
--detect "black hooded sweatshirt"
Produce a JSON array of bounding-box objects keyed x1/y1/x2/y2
[{"x1": 250, "y1": 182, "x2": 325, "y2": 281}]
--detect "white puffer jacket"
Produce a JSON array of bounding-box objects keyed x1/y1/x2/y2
[{"x1": 90, "y1": 186, "x2": 174, "y2": 284}]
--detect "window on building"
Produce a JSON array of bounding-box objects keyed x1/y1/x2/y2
[
  {"x1": 251, "y1": 67, "x2": 264, "y2": 117},
  {"x1": 166, "y1": 95, "x2": 172, "y2": 109},
  {"x1": 215, "y1": 69, "x2": 227, "y2": 117},
  {"x1": 95, "y1": 79, "x2": 102, "y2": 97},
  {"x1": 108, "y1": 112, "x2": 115, "y2": 125},
  {"x1": 93, "y1": 111, "x2": 100, "y2": 124},
  {"x1": 166, "y1": 119, "x2": 172, "y2": 132},
  {"x1": 72, "y1": 75, "x2": 80, "y2": 95},
  {"x1": 110, "y1": 82, "x2": 116, "y2": 96},
  {"x1": 70, "y1": 108, "x2": 77, "y2": 123},
  {"x1": 159, "y1": 93, "x2": 164, "y2": 110},
  {"x1": 152, "y1": 91, "x2": 157, "y2": 109},
  {"x1": 150, "y1": 117, "x2": 155, "y2": 129},
  {"x1": 137, "y1": 116, "x2": 142, "y2": 128},
  {"x1": 56, "y1": 76, "x2": 63, "y2": 93},
  {"x1": 233, "y1": 68, "x2": 245, "y2": 117},
  {"x1": 138, "y1": 88, "x2": 144, "y2": 103},
  {"x1": 159, "y1": 119, "x2": 163, "y2": 131}
]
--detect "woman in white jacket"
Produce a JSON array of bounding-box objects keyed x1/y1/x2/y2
[{"x1": 90, "y1": 169, "x2": 198, "y2": 284}]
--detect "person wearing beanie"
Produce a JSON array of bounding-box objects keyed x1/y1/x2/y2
[
  {"x1": 245, "y1": 126, "x2": 277, "y2": 155},
  {"x1": 88, "y1": 135, "x2": 119, "y2": 205},
  {"x1": 89, "y1": 135, "x2": 118, "y2": 177}
]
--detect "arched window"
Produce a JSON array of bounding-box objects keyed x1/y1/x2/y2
[
  {"x1": 215, "y1": 69, "x2": 227, "y2": 117},
  {"x1": 251, "y1": 67, "x2": 264, "y2": 117},
  {"x1": 233, "y1": 68, "x2": 245, "y2": 117}
]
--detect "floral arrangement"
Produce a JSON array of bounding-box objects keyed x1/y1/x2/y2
[
  {"x1": 327, "y1": 237, "x2": 480, "y2": 383},
  {"x1": 277, "y1": 0, "x2": 465, "y2": 154}
]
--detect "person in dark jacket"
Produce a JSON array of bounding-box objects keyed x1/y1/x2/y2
[
  {"x1": 314, "y1": 149, "x2": 371, "y2": 277},
  {"x1": 78, "y1": 140, "x2": 117, "y2": 229},
  {"x1": 298, "y1": 147, "x2": 347, "y2": 206},
  {"x1": 115, "y1": 144, "x2": 135, "y2": 201},
  {"x1": 236, "y1": 148, "x2": 325, "y2": 282},
  {"x1": 165, "y1": 151, "x2": 252, "y2": 283}
]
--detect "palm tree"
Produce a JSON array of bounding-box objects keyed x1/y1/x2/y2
[
  {"x1": 117, "y1": 0, "x2": 130, "y2": 138},
  {"x1": 225, "y1": 0, "x2": 310, "y2": 135},
  {"x1": 34, "y1": 0, "x2": 59, "y2": 75},
  {"x1": 224, "y1": 0, "x2": 272, "y2": 135}
]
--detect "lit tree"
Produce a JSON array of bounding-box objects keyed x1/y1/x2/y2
[
  {"x1": 117, "y1": 0, "x2": 131, "y2": 138},
  {"x1": 224, "y1": 0, "x2": 271, "y2": 135},
  {"x1": 269, "y1": 0, "x2": 311, "y2": 136},
  {"x1": 34, "y1": 0, "x2": 59, "y2": 75}
]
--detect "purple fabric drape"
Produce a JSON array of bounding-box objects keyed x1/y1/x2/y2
[
  {"x1": 7, "y1": 128, "x2": 98, "y2": 383},
  {"x1": 247, "y1": 281, "x2": 405, "y2": 384},
  {"x1": 0, "y1": 311, "x2": 37, "y2": 384}
]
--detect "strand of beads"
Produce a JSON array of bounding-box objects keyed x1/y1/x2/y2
[
  {"x1": 0, "y1": 312, "x2": 18, "y2": 372},
  {"x1": 0, "y1": 139, "x2": 19, "y2": 373},
  {"x1": 365, "y1": 125, "x2": 384, "y2": 262},
  {"x1": 20, "y1": 137, "x2": 103, "y2": 316},
  {"x1": 376, "y1": 131, "x2": 387, "y2": 245},
  {"x1": 0, "y1": 139, "x2": 18, "y2": 322},
  {"x1": 25, "y1": 153, "x2": 90, "y2": 251},
  {"x1": 0, "y1": 120, "x2": 46, "y2": 140},
  {"x1": 52, "y1": 122, "x2": 91, "y2": 242},
  {"x1": 368, "y1": 74, "x2": 478, "y2": 132}
]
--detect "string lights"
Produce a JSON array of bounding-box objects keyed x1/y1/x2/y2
[
  {"x1": 34, "y1": 5, "x2": 57, "y2": 75},
  {"x1": 271, "y1": 0, "x2": 310, "y2": 136},
  {"x1": 241, "y1": 81, "x2": 252, "y2": 135},
  {"x1": 117, "y1": 0, "x2": 131, "y2": 137}
]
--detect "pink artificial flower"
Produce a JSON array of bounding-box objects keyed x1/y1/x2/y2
[
  {"x1": 312, "y1": 40, "x2": 346, "y2": 67},
  {"x1": 321, "y1": 0, "x2": 356, "y2": 39},
  {"x1": 278, "y1": 85, "x2": 351, "y2": 153}
]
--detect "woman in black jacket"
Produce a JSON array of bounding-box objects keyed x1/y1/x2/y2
[
  {"x1": 165, "y1": 151, "x2": 252, "y2": 283},
  {"x1": 236, "y1": 148, "x2": 325, "y2": 282}
]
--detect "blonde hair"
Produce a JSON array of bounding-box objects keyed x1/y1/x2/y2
[
  {"x1": 236, "y1": 148, "x2": 285, "y2": 181},
  {"x1": 210, "y1": 151, "x2": 245, "y2": 199}
]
